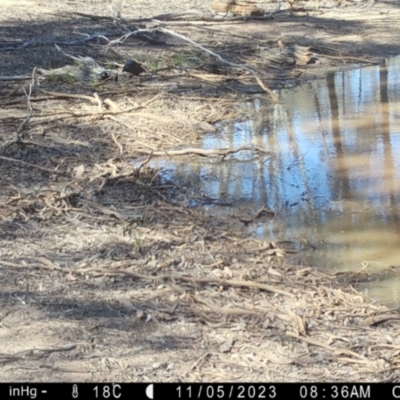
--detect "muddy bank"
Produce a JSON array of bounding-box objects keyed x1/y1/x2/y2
[{"x1": 1, "y1": 0, "x2": 400, "y2": 383}]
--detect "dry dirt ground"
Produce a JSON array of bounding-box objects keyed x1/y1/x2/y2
[{"x1": 2, "y1": 0, "x2": 400, "y2": 383}]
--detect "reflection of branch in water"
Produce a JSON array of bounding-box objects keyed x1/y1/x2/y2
[
  {"x1": 236, "y1": 205, "x2": 275, "y2": 224},
  {"x1": 138, "y1": 146, "x2": 270, "y2": 157}
]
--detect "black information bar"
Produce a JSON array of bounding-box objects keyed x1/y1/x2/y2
[{"x1": 1, "y1": 383, "x2": 399, "y2": 400}]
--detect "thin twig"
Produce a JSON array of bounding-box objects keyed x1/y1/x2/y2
[
  {"x1": 93, "y1": 92, "x2": 102, "y2": 112},
  {"x1": 16, "y1": 68, "x2": 35, "y2": 137},
  {"x1": 110, "y1": 129, "x2": 123, "y2": 154},
  {"x1": 137, "y1": 152, "x2": 153, "y2": 173}
]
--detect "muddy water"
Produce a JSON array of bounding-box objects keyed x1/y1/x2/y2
[{"x1": 152, "y1": 57, "x2": 400, "y2": 305}]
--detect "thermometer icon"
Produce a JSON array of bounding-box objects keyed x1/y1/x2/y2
[{"x1": 72, "y1": 385, "x2": 79, "y2": 399}]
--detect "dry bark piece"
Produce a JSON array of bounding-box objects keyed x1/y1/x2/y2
[{"x1": 361, "y1": 313, "x2": 400, "y2": 327}]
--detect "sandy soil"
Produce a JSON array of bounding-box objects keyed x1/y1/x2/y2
[{"x1": 1, "y1": 0, "x2": 400, "y2": 383}]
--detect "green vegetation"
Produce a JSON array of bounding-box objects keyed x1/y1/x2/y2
[
  {"x1": 46, "y1": 73, "x2": 76, "y2": 85},
  {"x1": 148, "y1": 60, "x2": 162, "y2": 71},
  {"x1": 171, "y1": 54, "x2": 187, "y2": 66}
]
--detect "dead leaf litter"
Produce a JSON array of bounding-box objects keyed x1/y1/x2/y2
[{"x1": 1, "y1": 0, "x2": 400, "y2": 383}]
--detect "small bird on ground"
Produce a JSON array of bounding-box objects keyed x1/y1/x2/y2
[{"x1": 122, "y1": 59, "x2": 145, "y2": 75}]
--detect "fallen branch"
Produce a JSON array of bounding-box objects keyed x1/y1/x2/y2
[
  {"x1": 151, "y1": 11, "x2": 206, "y2": 21},
  {"x1": 104, "y1": 27, "x2": 160, "y2": 47},
  {"x1": 0, "y1": 156, "x2": 67, "y2": 176},
  {"x1": 158, "y1": 27, "x2": 278, "y2": 101},
  {"x1": 137, "y1": 11, "x2": 276, "y2": 23},
  {"x1": 105, "y1": 270, "x2": 296, "y2": 298},
  {"x1": 0, "y1": 33, "x2": 113, "y2": 52},
  {"x1": 0, "y1": 344, "x2": 77, "y2": 365},
  {"x1": 55, "y1": 11, "x2": 117, "y2": 21},
  {"x1": 317, "y1": 52, "x2": 379, "y2": 65},
  {"x1": 1, "y1": 88, "x2": 99, "y2": 105},
  {"x1": 0, "y1": 259, "x2": 294, "y2": 298},
  {"x1": 361, "y1": 313, "x2": 400, "y2": 327},
  {"x1": 13, "y1": 344, "x2": 77, "y2": 357},
  {"x1": 39, "y1": 89, "x2": 99, "y2": 103},
  {"x1": 0, "y1": 75, "x2": 34, "y2": 81},
  {"x1": 286, "y1": 331, "x2": 372, "y2": 362},
  {"x1": 138, "y1": 146, "x2": 270, "y2": 157},
  {"x1": 2, "y1": 94, "x2": 162, "y2": 126}
]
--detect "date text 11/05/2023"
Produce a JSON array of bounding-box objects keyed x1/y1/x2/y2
[{"x1": 176, "y1": 384, "x2": 371, "y2": 400}]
